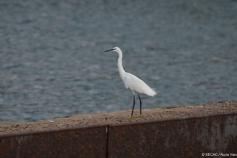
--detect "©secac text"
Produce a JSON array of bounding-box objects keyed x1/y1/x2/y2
[{"x1": 202, "y1": 153, "x2": 237, "y2": 157}]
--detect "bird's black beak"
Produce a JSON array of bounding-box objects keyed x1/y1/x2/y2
[{"x1": 104, "y1": 48, "x2": 115, "y2": 52}]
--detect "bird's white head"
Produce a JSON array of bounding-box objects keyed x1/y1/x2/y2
[{"x1": 104, "y1": 47, "x2": 122, "y2": 53}]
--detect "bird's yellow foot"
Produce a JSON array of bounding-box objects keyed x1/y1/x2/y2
[
  {"x1": 129, "y1": 115, "x2": 143, "y2": 119},
  {"x1": 134, "y1": 115, "x2": 143, "y2": 118},
  {"x1": 128, "y1": 117, "x2": 134, "y2": 120}
]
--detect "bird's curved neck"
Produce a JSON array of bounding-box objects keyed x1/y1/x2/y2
[{"x1": 117, "y1": 50, "x2": 125, "y2": 76}]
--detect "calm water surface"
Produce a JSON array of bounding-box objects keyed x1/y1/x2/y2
[{"x1": 0, "y1": 0, "x2": 237, "y2": 121}]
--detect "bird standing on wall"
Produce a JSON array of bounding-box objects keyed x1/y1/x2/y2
[{"x1": 104, "y1": 47, "x2": 157, "y2": 117}]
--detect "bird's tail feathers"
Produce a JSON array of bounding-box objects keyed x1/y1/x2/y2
[{"x1": 147, "y1": 88, "x2": 157, "y2": 96}]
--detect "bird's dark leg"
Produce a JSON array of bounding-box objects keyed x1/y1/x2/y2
[
  {"x1": 138, "y1": 94, "x2": 142, "y2": 115},
  {"x1": 131, "y1": 95, "x2": 136, "y2": 117}
]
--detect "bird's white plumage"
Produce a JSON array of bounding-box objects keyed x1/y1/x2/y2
[
  {"x1": 109, "y1": 46, "x2": 157, "y2": 97},
  {"x1": 122, "y1": 72, "x2": 156, "y2": 96}
]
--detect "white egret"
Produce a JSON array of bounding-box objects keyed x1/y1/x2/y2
[{"x1": 104, "y1": 47, "x2": 157, "y2": 117}]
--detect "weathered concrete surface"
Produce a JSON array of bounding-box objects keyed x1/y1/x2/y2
[
  {"x1": 108, "y1": 114, "x2": 237, "y2": 158},
  {"x1": 0, "y1": 101, "x2": 237, "y2": 158},
  {"x1": 0, "y1": 126, "x2": 107, "y2": 158},
  {"x1": 0, "y1": 101, "x2": 236, "y2": 137}
]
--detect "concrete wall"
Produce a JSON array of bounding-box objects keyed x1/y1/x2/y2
[{"x1": 0, "y1": 101, "x2": 237, "y2": 158}]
